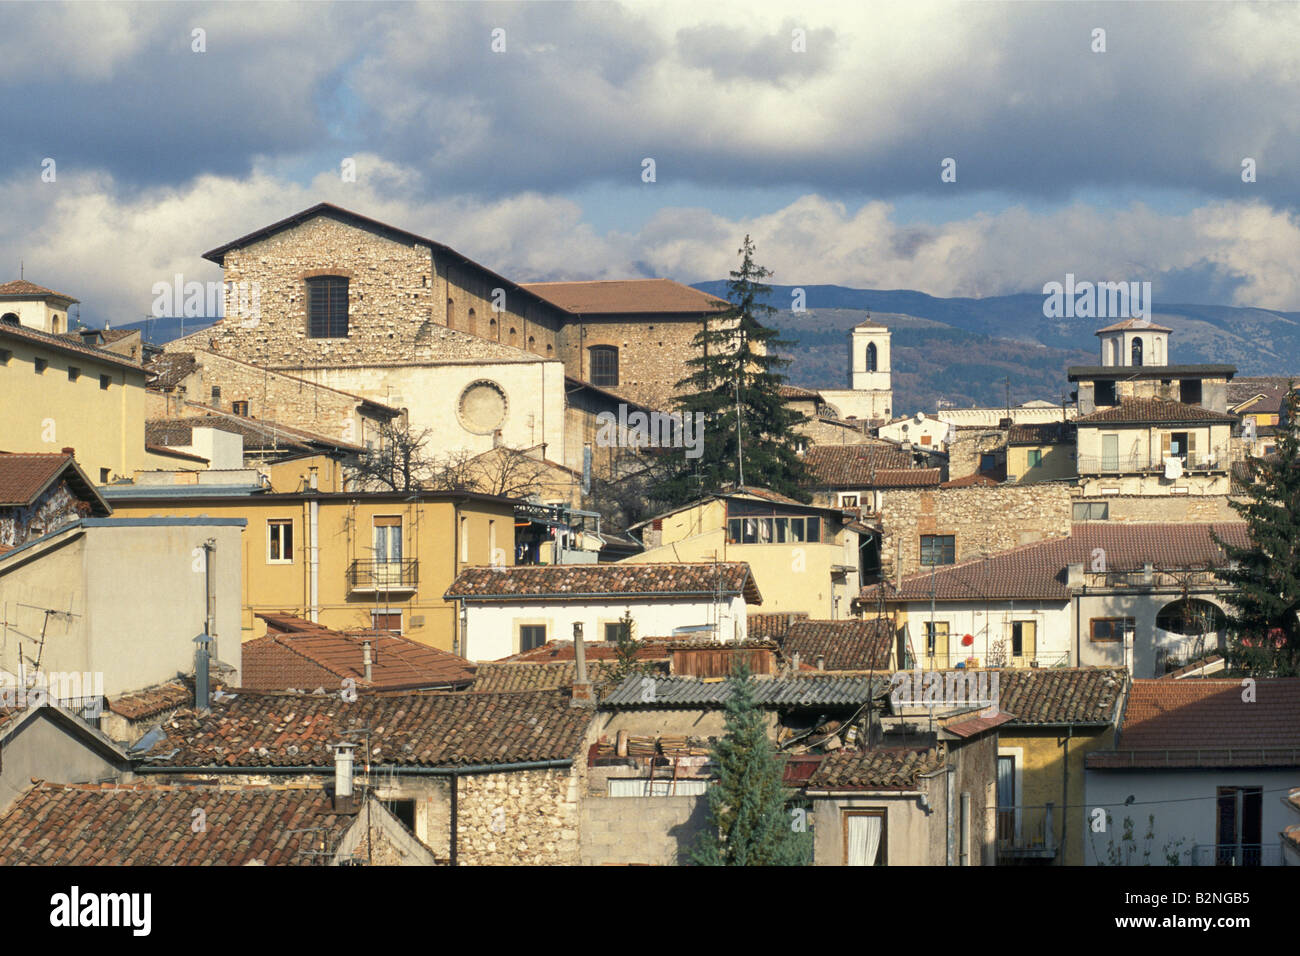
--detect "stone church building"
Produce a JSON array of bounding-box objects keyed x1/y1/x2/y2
[{"x1": 169, "y1": 203, "x2": 731, "y2": 474}]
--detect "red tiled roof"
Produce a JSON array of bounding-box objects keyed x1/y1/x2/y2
[
  {"x1": 864, "y1": 522, "x2": 1249, "y2": 603},
  {"x1": 0, "y1": 321, "x2": 142, "y2": 370},
  {"x1": 748, "y1": 612, "x2": 809, "y2": 640},
  {"x1": 1095, "y1": 318, "x2": 1172, "y2": 333},
  {"x1": 471, "y1": 661, "x2": 614, "y2": 692},
  {"x1": 106, "y1": 680, "x2": 194, "y2": 721},
  {"x1": 783, "y1": 619, "x2": 893, "y2": 671},
  {"x1": 803, "y1": 444, "x2": 933, "y2": 488},
  {"x1": 0, "y1": 782, "x2": 353, "y2": 865},
  {"x1": 244, "y1": 614, "x2": 476, "y2": 691},
  {"x1": 146, "y1": 351, "x2": 198, "y2": 389},
  {"x1": 0, "y1": 452, "x2": 108, "y2": 513},
  {"x1": 942, "y1": 710, "x2": 1016, "y2": 738},
  {"x1": 1007, "y1": 422, "x2": 1075, "y2": 445},
  {"x1": 0, "y1": 279, "x2": 77, "y2": 301},
  {"x1": 941, "y1": 469, "x2": 1002, "y2": 488},
  {"x1": 520, "y1": 279, "x2": 729, "y2": 316},
  {"x1": 144, "y1": 689, "x2": 594, "y2": 768},
  {"x1": 1074, "y1": 398, "x2": 1236, "y2": 425},
  {"x1": 806, "y1": 747, "x2": 945, "y2": 791},
  {"x1": 147, "y1": 407, "x2": 364, "y2": 454},
  {"x1": 997, "y1": 668, "x2": 1127, "y2": 725},
  {"x1": 499, "y1": 639, "x2": 673, "y2": 664},
  {"x1": 779, "y1": 384, "x2": 823, "y2": 401},
  {"x1": 1087, "y1": 678, "x2": 1300, "y2": 769},
  {"x1": 446, "y1": 561, "x2": 762, "y2": 604}
]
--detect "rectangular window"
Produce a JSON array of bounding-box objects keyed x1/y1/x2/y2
[
  {"x1": 1089, "y1": 617, "x2": 1134, "y2": 643},
  {"x1": 371, "y1": 611, "x2": 402, "y2": 635},
  {"x1": 267, "y1": 519, "x2": 294, "y2": 563},
  {"x1": 1094, "y1": 380, "x2": 1117, "y2": 406},
  {"x1": 996, "y1": 756, "x2": 1016, "y2": 845},
  {"x1": 1072, "y1": 502, "x2": 1109, "y2": 521},
  {"x1": 211, "y1": 386, "x2": 221, "y2": 404},
  {"x1": 99, "y1": 468, "x2": 111, "y2": 484},
  {"x1": 1215, "y1": 787, "x2": 1263, "y2": 866},
  {"x1": 373, "y1": 516, "x2": 402, "y2": 564},
  {"x1": 306, "y1": 276, "x2": 349, "y2": 338},
  {"x1": 589, "y1": 346, "x2": 619, "y2": 387},
  {"x1": 1011, "y1": 621, "x2": 1036, "y2": 660},
  {"x1": 840, "y1": 495, "x2": 859, "y2": 507},
  {"x1": 100, "y1": 374, "x2": 111, "y2": 390},
  {"x1": 1027, "y1": 449, "x2": 1042, "y2": 468},
  {"x1": 519, "y1": 624, "x2": 546, "y2": 652},
  {"x1": 604, "y1": 622, "x2": 629, "y2": 643},
  {"x1": 67, "y1": 366, "x2": 80, "y2": 381},
  {"x1": 805, "y1": 517, "x2": 821, "y2": 542},
  {"x1": 844, "y1": 811, "x2": 886, "y2": 866},
  {"x1": 34, "y1": 358, "x2": 47, "y2": 374},
  {"x1": 1101, "y1": 434, "x2": 1119, "y2": 471},
  {"x1": 608, "y1": 778, "x2": 710, "y2": 797},
  {"x1": 920, "y1": 534, "x2": 955, "y2": 566},
  {"x1": 924, "y1": 621, "x2": 949, "y2": 662},
  {"x1": 231, "y1": 400, "x2": 250, "y2": 417},
  {"x1": 1180, "y1": 379, "x2": 1203, "y2": 406}
]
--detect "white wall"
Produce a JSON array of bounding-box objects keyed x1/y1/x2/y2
[
  {"x1": 462, "y1": 595, "x2": 749, "y2": 661},
  {"x1": 1084, "y1": 769, "x2": 1296, "y2": 866},
  {"x1": 899, "y1": 600, "x2": 1072, "y2": 667}
]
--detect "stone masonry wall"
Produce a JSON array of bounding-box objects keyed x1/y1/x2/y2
[
  {"x1": 881, "y1": 484, "x2": 1073, "y2": 581},
  {"x1": 456, "y1": 768, "x2": 582, "y2": 866},
  {"x1": 1079, "y1": 493, "x2": 1242, "y2": 523}
]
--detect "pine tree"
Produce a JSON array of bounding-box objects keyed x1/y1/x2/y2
[
  {"x1": 607, "y1": 608, "x2": 648, "y2": 684},
  {"x1": 661, "y1": 236, "x2": 810, "y2": 505},
  {"x1": 1213, "y1": 383, "x2": 1300, "y2": 676},
  {"x1": 692, "y1": 661, "x2": 810, "y2": 865}
]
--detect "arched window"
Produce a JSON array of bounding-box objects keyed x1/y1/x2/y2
[
  {"x1": 489, "y1": 317, "x2": 498, "y2": 337},
  {"x1": 589, "y1": 345, "x2": 619, "y2": 387},
  {"x1": 528, "y1": 335, "x2": 536, "y2": 350},
  {"x1": 508, "y1": 327, "x2": 517, "y2": 346},
  {"x1": 1153, "y1": 336, "x2": 1162, "y2": 364},
  {"x1": 2, "y1": 312, "x2": 19, "y2": 325},
  {"x1": 1131, "y1": 337, "x2": 1143, "y2": 367},
  {"x1": 466, "y1": 307, "x2": 476, "y2": 336},
  {"x1": 446, "y1": 298, "x2": 455, "y2": 330},
  {"x1": 1109, "y1": 339, "x2": 1118, "y2": 365},
  {"x1": 866, "y1": 341, "x2": 878, "y2": 372}
]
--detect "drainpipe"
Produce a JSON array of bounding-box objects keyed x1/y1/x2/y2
[
  {"x1": 946, "y1": 765, "x2": 955, "y2": 865},
  {"x1": 308, "y1": 487, "x2": 320, "y2": 624},
  {"x1": 449, "y1": 771, "x2": 459, "y2": 867},
  {"x1": 960, "y1": 791, "x2": 971, "y2": 866},
  {"x1": 1061, "y1": 726, "x2": 1071, "y2": 865},
  {"x1": 203, "y1": 538, "x2": 217, "y2": 659}
]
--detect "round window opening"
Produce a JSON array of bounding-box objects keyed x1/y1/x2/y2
[{"x1": 458, "y1": 380, "x2": 508, "y2": 434}]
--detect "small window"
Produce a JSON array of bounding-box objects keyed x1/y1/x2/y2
[
  {"x1": 1027, "y1": 449, "x2": 1042, "y2": 468},
  {"x1": 920, "y1": 534, "x2": 955, "y2": 566},
  {"x1": 211, "y1": 386, "x2": 221, "y2": 404},
  {"x1": 99, "y1": 374, "x2": 111, "y2": 390},
  {"x1": 1072, "y1": 502, "x2": 1109, "y2": 521},
  {"x1": 604, "y1": 622, "x2": 628, "y2": 643},
  {"x1": 1090, "y1": 617, "x2": 1134, "y2": 643},
  {"x1": 1094, "y1": 380, "x2": 1117, "y2": 406},
  {"x1": 267, "y1": 519, "x2": 294, "y2": 563},
  {"x1": 980, "y1": 453, "x2": 996, "y2": 472},
  {"x1": 34, "y1": 358, "x2": 48, "y2": 374},
  {"x1": 520, "y1": 624, "x2": 546, "y2": 652},
  {"x1": 371, "y1": 611, "x2": 402, "y2": 635},
  {"x1": 589, "y1": 345, "x2": 619, "y2": 387},
  {"x1": 1131, "y1": 338, "x2": 1143, "y2": 366},
  {"x1": 99, "y1": 468, "x2": 111, "y2": 483},
  {"x1": 306, "y1": 276, "x2": 349, "y2": 338},
  {"x1": 841, "y1": 495, "x2": 859, "y2": 507},
  {"x1": 231, "y1": 400, "x2": 250, "y2": 417},
  {"x1": 1180, "y1": 379, "x2": 1202, "y2": 405},
  {"x1": 67, "y1": 366, "x2": 81, "y2": 381},
  {"x1": 387, "y1": 799, "x2": 416, "y2": 834}
]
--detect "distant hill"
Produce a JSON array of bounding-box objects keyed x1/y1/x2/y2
[
  {"x1": 103, "y1": 316, "x2": 216, "y2": 345},
  {"x1": 692, "y1": 282, "x2": 1300, "y2": 415}
]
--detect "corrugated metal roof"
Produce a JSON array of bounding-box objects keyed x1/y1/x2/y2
[{"x1": 602, "y1": 674, "x2": 883, "y2": 708}]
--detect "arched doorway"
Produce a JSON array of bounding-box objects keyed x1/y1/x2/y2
[{"x1": 1154, "y1": 598, "x2": 1227, "y2": 672}]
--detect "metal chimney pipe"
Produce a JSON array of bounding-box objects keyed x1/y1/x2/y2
[
  {"x1": 334, "y1": 743, "x2": 356, "y2": 813},
  {"x1": 362, "y1": 640, "x2": 373, "y2": 683},
  {"x1": 193, "y1": 633, "x2": 212, "y2": 712}
]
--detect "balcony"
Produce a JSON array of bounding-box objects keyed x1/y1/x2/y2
[
  {"x1": 995, "y1": 804, "x2": 1058, "y2": 861},
  {"x1": 346, "y1": 559, "x2": 419, "y2": 593},
  {"x1": 1189, "y1": 844, "x2": 1283, "y2": 867},
  {"x1": 1076, "y1": 447, "x2": 1229, "y2": 477}
]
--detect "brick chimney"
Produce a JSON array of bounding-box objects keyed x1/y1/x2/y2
[{"x1": 60, "y1": 446, "x2": 75, "y2": 457}]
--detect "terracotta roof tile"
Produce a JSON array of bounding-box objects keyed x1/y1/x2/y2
[
  {"x1": 803, "y1": 444, "x2": 936, "y2": 488},
  {"x1": 0, "y1": 279, "x2": 77, "y2": 301},
  {"x1": 783, "y1": 619, "x2": 893, "y2": 671},
  {"x1": 0, "y1": 321, "x2": 141, "y2": 370},
  {"x1": 144, "y1": 689, "x2": 594, "y2": 768},
  {"x1": 996, "y1": 667, "x2": 1127, "y2": 725},
  {"x1": 243, "y1": 614, "x2": 476, "y2": 691},
  {"x1": 1094, "y1": 318, "x2": 1173, "y2": 333},
  {"x1": 520, "y1": 279, "x2": 729, "y2": 315},
  {"x1": 1007, "y1": 422, "x2": 1075, "y2": 445},
  {"x1": 1074, "y1": 398, "x2": 1237, "y2": 425},
  {"x1": 747, "y1": 612, "x2": 809, "y2": 640},
  {"x1": 107, "y1": 680, "x2": 195, "y2": 721},
  {"x1": 807, "y1": 747, "x2": 945, "y2": 790},
  {"x1": 0, "y1": 782, "x2": 353, "y2": 865},
  {"x1": 1087, "y1": 678, "x2": 1300, "y2": 768},
  {"x1": 446, "y1": 561, "x2": 762, "y2": 604}
]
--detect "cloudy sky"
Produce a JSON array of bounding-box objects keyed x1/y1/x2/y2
[{"x1": 4, "y1": 0, "x2": 1300, "y2": 326}]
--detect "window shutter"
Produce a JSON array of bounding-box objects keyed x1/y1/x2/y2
[
  {"x1": 1161, "y1": 432, "x2": 1171, "y2": 458},
  {"x1": 1188, "y1": 432, "x2": 1197, "y2": 455}
]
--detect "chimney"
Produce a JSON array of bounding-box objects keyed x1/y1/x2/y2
[
  {"x1": 193, "y1": 633, "x2": 212, "y2": 711},
  {"x1": 308, "y1": 465, "x2": 318, "y2": 491},
  {"x1": 1066, "y1": 563, "x2": 1084, "y2": 589},
  {"x1": 333, "y1": 743, "x2": 356, "y2": 813},
  {"x1": 816, "y1": 654, "x2": 826, "y2": 671},
  {"x1": 792, "y1": 651, "x2": 801, "y2": 671},
  {"x1": 362, "y1": 640, "x2": 373, "y2": 683},
  {"x1": 60, "y1": 446, "x2": 75, "y2": 457},
  {"x1": 571, "y1": 622, "x2": 594, "y2": 708}
]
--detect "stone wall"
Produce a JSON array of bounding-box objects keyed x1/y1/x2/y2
[
  {"x1": 881, "y1": 484, "x2": 1073, "y2": 581},
  {"x1": 456, "y1": 768, "x2": 582, "y2": 866},
  {"x1": 1076, "y1": 493, "x2": 1242, "y2": 523},
  {"x1": 580, "y1": 792, "x2": 710, "y2": 865},
  {"x1": 946, "y1": 427, "x2": 1007, "y2": 481}
]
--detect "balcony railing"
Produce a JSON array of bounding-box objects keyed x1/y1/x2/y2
[
  {"x1": 1190, "y1": 844, "x2": 1283, "y2": 867},
  {"x1": 346, "y1": 559, "x2": 419, "y2": 593},
  {"x1": 994, "y1": 804, "x2": 1057, "y2": 860},
  {"x1": 1076, "y1": 447, "x2": 1230, "y2": 476}
]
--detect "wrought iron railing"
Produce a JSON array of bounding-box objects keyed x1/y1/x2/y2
[
  {"x1": 1076, "y1": 446, "x2": 1230, "y2": 475},
  {"x1": 346, "y1": 559, "x2": 419, "y2": 591},
  {"x1": 1190, "y1": 843, "x2": 1282, "y2": 867}
]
